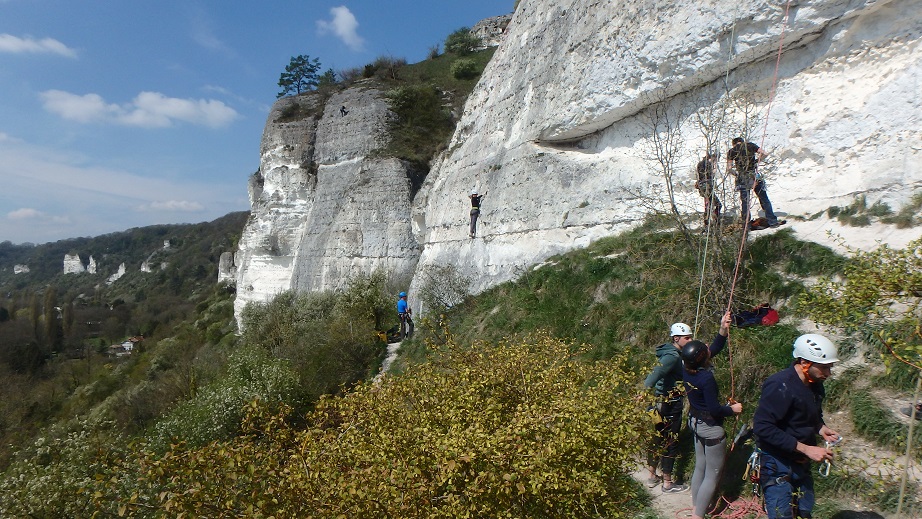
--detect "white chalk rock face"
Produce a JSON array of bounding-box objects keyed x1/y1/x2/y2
[
  {"x1": 234, "y1": 86, "x2": 420, "y2": 323},
  {"x1": 63, "y1": 254, "x2": 85, "y2": 274},
  {"x1": 409, "y1": 0, "x2": 922, "y2": 301},
  {"x1": 106, "y1": 263, "x2": 126, "y2": 285},
  {"x1": 234, "y1": 0, "x2": 922, "y2": 322}
]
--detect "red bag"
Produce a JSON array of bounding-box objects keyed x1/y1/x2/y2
[{"x1": 761, "y1": 308, "x2": 780, "y2": 326}]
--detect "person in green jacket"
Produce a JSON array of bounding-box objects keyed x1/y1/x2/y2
[{"x1": 643, "y1": 322, "x2": 693, "y2": 493}]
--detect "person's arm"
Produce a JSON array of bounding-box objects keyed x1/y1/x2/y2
[
  {"x1": 708, "y1": 311, "x2": 733, "y2": 357},
  {"x1": 643, "y1": 352, "x2": 678, "y2": 389},
  {"x1": 699, "y1": 375, "x2": 736, "y2": 418}
]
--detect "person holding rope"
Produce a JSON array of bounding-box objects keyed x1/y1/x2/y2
[
  {"x1": 752, "y1": 334, "x2": 841, "y2": 519},
  {"x1": 681, "y1": 311, "x2": 742, "y2": 519},
  {"x1": 695, "y1": 151, "x2": 722, "y2": 230},
  {"x1": 726, "y1": 137, "x2": 780, "y2": 228},
  {"x1": 396, "y1": 291, "x2": 413, "y2": 339},
  {"x1": 643, "y1": 322, "x2": 695, "y2": 493}
]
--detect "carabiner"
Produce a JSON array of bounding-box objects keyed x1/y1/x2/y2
[
  {"x1": 818, "y1": 436, "x2": 843, "y2": 478},
  {"x1": 819, "y1": 459, "x2": 831, "y2": 477}
]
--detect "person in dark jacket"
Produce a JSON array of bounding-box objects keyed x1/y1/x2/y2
[
  {"x1": 695, "y1": 151, "x2": 722, "y2": 229},
  {"x1": 468, "y1": 189, "x2": 486, "y2": 238},
  {"x1": 726, "y1": 137, "x2": 779, "y2": 227},
  {"x1": 753, "y1": 334, "x2": 841, "y2": 519},
  {"x1": 643, "y1": 322, "x2": 694, "y2": 493},
  {"x1": 681, "y1": 311, "x2": 741, "y2": 519}
]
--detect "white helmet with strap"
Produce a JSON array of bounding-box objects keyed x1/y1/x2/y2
[
  {"x1": 670, "y1": 322, "x2": 692, "y2": 337},
  {"x1": 793, "y1": 334, "x2": 839, "y2": 364}
]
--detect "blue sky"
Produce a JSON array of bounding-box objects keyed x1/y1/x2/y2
[{"x1": 0, "y1": 1, "x2": 509, "y2": 245}]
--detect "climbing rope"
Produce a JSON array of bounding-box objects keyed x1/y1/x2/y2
[{"x1": 724, "y1": 0, "x2": 794, "y2": 400}]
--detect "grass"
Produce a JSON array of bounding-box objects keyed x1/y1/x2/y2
[
  {"x1": 827, "y1": 191, "x2": 922, "y2": 228},
  {"x1": 391, "y1": 217, "x2": 922, "y2": 514}
]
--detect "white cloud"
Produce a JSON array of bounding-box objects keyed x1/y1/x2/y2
[
  {"x1": 39, "y1": 90, "x2": 239, "y2": 128},
  {"x1": 0, "y1": 34, "x2": 77, "y2": 57},
  {"x1": 7, "y1": 208, "x2": 44, "y2": 220},
  {"x1": 143, "y1": 200, "x2": 205, "y2": 212},
  {"x1": 316, "y1": 6, "x2": 364, "y2": 52}
]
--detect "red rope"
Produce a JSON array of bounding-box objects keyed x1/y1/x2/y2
[{"x1": 724, "y1": 0, "x2": 794, "y2": 401}]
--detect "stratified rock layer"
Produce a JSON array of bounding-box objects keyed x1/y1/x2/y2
[{"x1": 235, "y1": 0, "x2": 921, "y2": 321}]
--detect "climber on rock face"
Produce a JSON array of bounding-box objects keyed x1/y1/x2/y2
[{"x1": 468, "y1": 189, "x2": 486, "y2": 238}]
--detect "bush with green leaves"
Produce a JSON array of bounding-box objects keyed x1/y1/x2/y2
[
  {"x1": 147, "y1": 345, "x2": 299, "y2": 450},
  {"x1": 97, "y1": 332, "x2": 652, "y2": 517},
  {"x1": 0, "y1": 419, "x2": 129, "y2": 518},
  {"x1": 239, "y1": 271, "x2": 389, "y2": 405},
  {"x1": 450, "y1": 57, "x2": 479, "y2": 80},
  {"x1": 444, "y1": 27, "x2": 481, "y2": 55}
]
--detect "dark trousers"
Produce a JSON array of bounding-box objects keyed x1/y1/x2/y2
[
  {"x1": 647, "y1": 398, "x2": 683, "y2": 475},
  {"x1": 399, "y1": 312, "x2": 414, "y2": 339},
  {"x1": 738, "y1": 177, "x2": 777, "y2": 224},
  {"x1": 760, "y1": 451, "x2": 814, "y2": 519},
  {"x1": 469, "y1": 209, "x2": 480, "y2": 236}
]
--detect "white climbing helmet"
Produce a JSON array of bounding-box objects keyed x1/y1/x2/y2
[
  {"x1": 793, "y1": 334, "x2": 839, "y2": 364},
  {"x1": 670, "y1": 322, "x2": 692, "y2": 337},
  {"x1": 471, "y1": 188, "x2": 479, "y2": 195}
]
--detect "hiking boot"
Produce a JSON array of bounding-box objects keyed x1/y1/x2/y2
[
  {"x1": 662, "y1": 483, "x2": 689, "y2": 493},
  {"x1": 901, "y1": 404, "x2": 922, "y2": 420}
]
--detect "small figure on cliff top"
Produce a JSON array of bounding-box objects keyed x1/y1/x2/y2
[
  {"x1": 397, "y1": 291, "x2": 413, "y2": 339},
  {"x1": 340, "y1": 105, "x2": 348, "y2": 117},
  {"x1": 468, "y1": 189, "x2": 487, "y2": 238},
  {"x1": 695, "y1": 151, "x2": 721, "y2": 231},
  {"x1": 726, "y1": 137, "x2": 783, "y2": 229}
]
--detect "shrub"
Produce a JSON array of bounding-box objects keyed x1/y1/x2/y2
[
  {"x1": 450, "y1": 58, "x2": 479, "y2": 80},
  {"x1": 418, "y1": 264, "x2": 471, "y2": 315},
  {"x1": 445, "y1": 27, "x2": 481, "y2": 55},
  {"x1": 146, "y1": 346, "x2": 299, "y2": 450},
  {"x1": 105, "y1": 333, "x2": 653, "y2": 517}
]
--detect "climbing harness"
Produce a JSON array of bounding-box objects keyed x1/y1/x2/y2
[{"x1": 818, "y1": 435, "x2": 844, "y2": 478}]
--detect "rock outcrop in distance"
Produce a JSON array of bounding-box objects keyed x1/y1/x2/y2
[{"x1": 233, "y1": 0, "x2": 922, "y2": 323}]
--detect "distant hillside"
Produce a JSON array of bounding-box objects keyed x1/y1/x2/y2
[{"x1": 0, "y1": 212, "x2": 248, "y2": 296}]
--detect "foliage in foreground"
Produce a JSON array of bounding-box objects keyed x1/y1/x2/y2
[
  {"x1": 799, "y1": 237, "x2": 922, "y2": 373},
  {"x1": 79, "y1": 333, "x2": 651, "y2": 518}
]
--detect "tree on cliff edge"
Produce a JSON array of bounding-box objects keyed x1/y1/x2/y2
[{"x1": 277, "y1": 55, "x2": 322, "y2": 98}]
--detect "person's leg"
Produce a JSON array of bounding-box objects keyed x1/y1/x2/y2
[
  {"x1": 713, "y1": 192, "x2": 722, "y2": 222},
  {"x1": 760, "y1": 453, "x2": 795, "y2": 519},
  {"x1": 399, "y1": 314, "x2": 406, "y2": 338},
  {"x1": 646, "y1": 401, "x2": 668, "y2": 483},
  {"x1": 738, "y1": 182, "x2": 751, "y2": 225},
  {"x1": 660, "y1": 401, "x2": 684, "y2": 489},
  {"x1": 469, "y1": 209, "x2": 479, "y2": 237},
  {"x1": 692, "y1": 437, "x2": 727, "y2": 517},
  {"x1": 690, "y1": 435, "x2": 706, "y2": 508},
  {"x1": 791, "y1": 464, "x2": 815, "y2": 518},
  {"x1": 754, "y1": 180, "x2": 778, "y2": 224},
  {"x1": 406, "y1": 315, "x2": 414, "y2": 338}
]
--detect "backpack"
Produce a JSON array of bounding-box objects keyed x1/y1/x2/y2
[{"x1": 732, "y1": 304, "x2": 779, "y2": 328}]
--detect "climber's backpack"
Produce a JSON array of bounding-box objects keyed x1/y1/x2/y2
[{"x1": 733, "y1": 303, "x2": 779, "y2": 328}]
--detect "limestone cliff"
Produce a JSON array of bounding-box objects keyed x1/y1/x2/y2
[
  {"x1": 234, "y1": 85, "x2": 420, "y2": 321},
  {"x1": 235, "y1": 0, "x2": 922, "y2": 321},
  {"x1": 410, "y1": 0, "x2": 922, "y2": 304}
]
